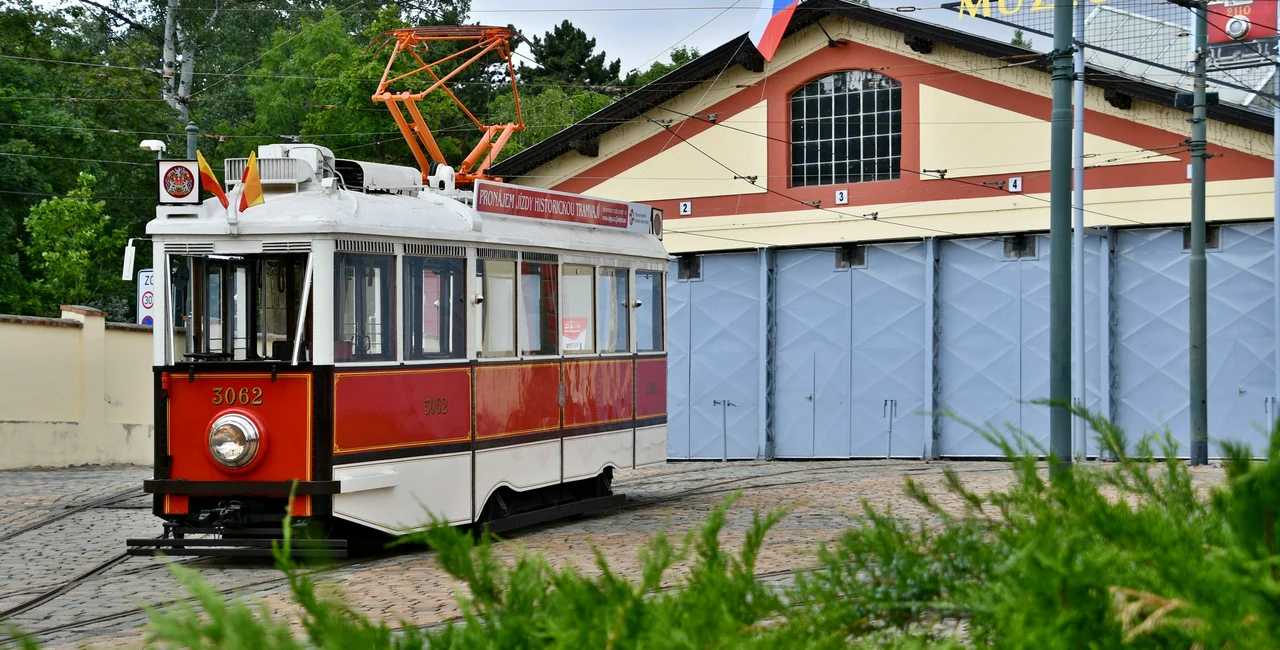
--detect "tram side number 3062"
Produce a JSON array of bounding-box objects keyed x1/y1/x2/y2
[{"x1": 424, "y1": 398, "x2": 449, "y2": 415}]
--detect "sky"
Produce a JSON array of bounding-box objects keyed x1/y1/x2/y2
[{"x1": 468, "y1": 0, "x2": 1021, "y2": 75}]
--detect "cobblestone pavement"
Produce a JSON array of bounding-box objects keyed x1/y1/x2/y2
[{"x1": 0, "y1": 460, "x2": 1226, "y2": 649}]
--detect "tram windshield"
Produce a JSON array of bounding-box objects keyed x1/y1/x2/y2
[{"x1": 171, "y1": 254, "x2": 312, "y2": 362}]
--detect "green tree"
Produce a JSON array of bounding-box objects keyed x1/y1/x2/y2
[
  {"x1": 624, "y1": 46, "x2": 699, "y2": 87},
  {"x1": 22, "y1": 173, "x2": 129, "y2": 316},
  {"x1": 231, "y1": 3, "x2": 485, "y2": 172},
  {"x1": 519, "y1": 20, "x2": 622, "y2": 90},
  {"x1": 0, "y1": 0, "x2": 169, "y2": 318},
  {"x1": 1012, "y1": 28, "x2": 1034, "y2": 49},
  {"x1": 489, "y1": 86, "x2": 613, "y2": 160}
]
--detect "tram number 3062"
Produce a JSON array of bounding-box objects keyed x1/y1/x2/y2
[
  {"x1": 424, "y1": 398, "x2": 450, "y2": 415},
  {"x1": 212, "y1": 387, "x2": 264, "y2": 406}
]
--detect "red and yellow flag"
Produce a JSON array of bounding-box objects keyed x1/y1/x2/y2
[
  {"x1": 238, "y1": 151, "x2": 265, "y2": 212},
  {"x1": 195, "y1": 150, "x2": 229, "y2": 208}
]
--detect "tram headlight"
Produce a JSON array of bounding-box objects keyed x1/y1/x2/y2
[
  {"x1": 1226, "y1": 15, "x2": 1251, "y2": 40},
  {"x1": 208, "y1": 414, "x2": 261, "y2": 469}
]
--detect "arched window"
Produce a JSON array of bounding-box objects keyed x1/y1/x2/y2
[{"x1": 790, "y1": 70, "x2": 901, "y2": 187}]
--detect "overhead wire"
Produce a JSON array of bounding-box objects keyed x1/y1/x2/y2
[
  {"x1": 188, "y1": 0, "x2": 369, "y2": 99},
  {"x1": 0, "y1": 52, "x2": 1048, "y2": 91},
  {"x1": 0, "y1": 0, "x2": 1250, "y2": 229},
  {"x1": 0, "y1": 189, "x2": 152, "y2": 200},
  {"x1": 642, "y1": 103, "x2": 1175, "y2": 231},
  {"x1": 0, "y1": 152, "x2": 151, "y2": 166},
  {"x1": 629, "y1": 0, "x2": 743, "y2": 74}
]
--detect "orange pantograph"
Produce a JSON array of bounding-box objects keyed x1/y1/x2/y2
[{"x1": 371, "y1": 26, "x2": 524, "y2": 188}]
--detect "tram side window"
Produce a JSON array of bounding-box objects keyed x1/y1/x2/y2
[
  {"x1": 597, "y1": 267, "x2": 629, "y2": 353},
  {"x1": 404, "y1": 256, "x2": 465, "y2": 359},
  {"x1": 335, "y1": 254, "x2": 395, "y2": 362},
  {"x1": 636, "y1": 270, "x2": 664, "y2": 352},
  {"x1": 561, "y1": 265, "x2": 595, "y2": 353},
  {"x1": 519, "y1": 260, "x2": 558, "y2": 356},
  {"x1": 477, "y1": 257, "x2": 517, "y2": 357}
]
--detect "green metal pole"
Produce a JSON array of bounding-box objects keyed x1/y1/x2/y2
[
  {"x1": 186, "y1": 121, "x2": 198, "y2": 160},
  {"x1": 1049, "y1": 0, "x2": 1075, "y2": 474},
  {"x1": 1189, "y1": 2, "x2": 1209, "y2": 466}
]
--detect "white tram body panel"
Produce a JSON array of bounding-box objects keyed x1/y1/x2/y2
[{"x1": 141, "y1": 144, "x2": 668, "y2": 540}]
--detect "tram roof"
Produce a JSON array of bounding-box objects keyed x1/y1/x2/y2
[{"x1": 146, "y1": 185, "x2": 669, "y2": 261}]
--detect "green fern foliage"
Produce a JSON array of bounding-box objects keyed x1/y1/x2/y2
[{"x1": 62, "y1": 412, "x2": 1280, "y2": 648}]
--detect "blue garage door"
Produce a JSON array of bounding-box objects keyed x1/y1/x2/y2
[
  {"x1": 774, "y1": 243, "x2": 928, "y2": 458},
  {"x1": 939, "y1": 238, "x2": 1023, "y2": 456},
  {"x1": 666, "y1": 253, "x2": 762, "y2": 459},
  {"x1": 1114, "y1": 224, "x2": 1274, "y2": 457},
  {"x1": 775, "y1": 249, "x2": 852, "y2": 458},
  {"x1": 938, "y1": 236, "x2": 1104, "y2": 456}
]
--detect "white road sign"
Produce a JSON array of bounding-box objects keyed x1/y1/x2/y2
[{"x1": 137, "y1": 268, "x2": 155, "y2": 326}]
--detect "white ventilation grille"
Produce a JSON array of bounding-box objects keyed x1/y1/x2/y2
[
  {"x1": 262, "y1": 241, "x2": 312, "y2": 253},
  {"x1": 337, "y1": 239, "x2": 394, "y2": 254},
  {"x1": 165, "y1": 242, "x2": 215, "y2": 255},
  {"x1": 477, "y1": 247, "x2": 518, "y2": 260},
  {"x1": 404, "y1": 243, "x2": 465, "y2": 258},
  {"x1": 224, "y1": 157, "x2": 311, "y2": 185}
]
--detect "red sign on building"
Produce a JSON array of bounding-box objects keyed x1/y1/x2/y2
[{"x1": 473, "y1": 180, "x2": 654, "y2": 234}]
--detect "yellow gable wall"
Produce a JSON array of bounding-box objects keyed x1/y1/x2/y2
[
  {"x1": 509, "y1": 13, "x2": 1274, "y2": 254},
  {"x1": 918, "y1": 85, "x2": 1180, "y2": 179},
  {"x1": 582, "y1": 101, "x2": 769, "y2": 201}
]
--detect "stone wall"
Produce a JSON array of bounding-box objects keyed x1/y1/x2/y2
[{"x1": 0, "y1": 306, "x2": 152, "y2": 469}]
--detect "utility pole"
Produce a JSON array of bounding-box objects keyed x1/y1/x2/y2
[
  {"x1": 186, "y1": 121, "x2": 198, "y2": 159},
  {"x1": 1049, "y1": 0, "x2": 1075, "y2": 474},
  {"x1": 1273, "y1": 2, "x2": 1280, "y2": 435},
  {"x1": 1188, "y1": 1, "x2": 1210, "y2": 466},
  {"x1": 1072, "y1": 0, "x2": 1087, "y2": 462}
]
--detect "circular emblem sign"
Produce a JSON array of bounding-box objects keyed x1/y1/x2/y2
[
  {"x1": 141, "y1": 291, "x2": 154, "y2": 309},
  {"x1": 163, "y1": 166, "x2": 195, "y2": 199}
]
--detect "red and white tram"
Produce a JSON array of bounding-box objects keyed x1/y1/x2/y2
[{"x1": 130, "y1": 143, "x2": 668, "y2": 556}]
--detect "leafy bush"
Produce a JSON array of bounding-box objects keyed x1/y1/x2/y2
[{"x1": 17, "y1": 409, "x2": 1280, "y2": 648}]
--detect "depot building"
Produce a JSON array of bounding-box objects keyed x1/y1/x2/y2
[{"x1": 490, "y1": 0, "x2": 1277, "y2": 460}]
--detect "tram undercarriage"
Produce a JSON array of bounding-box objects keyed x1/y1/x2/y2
[{"x1": 127, "y1": 467, "x2": 623, "y2": 558}]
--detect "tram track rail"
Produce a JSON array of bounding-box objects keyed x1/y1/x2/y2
[
  {"x1": 0, "y1": 487, "x2": 144, "y2": 544},
  {"x1": 0, "y1": 552, "x2": 132, "y2": 623},
  {"x1": 0, "y1": 555, "x2": 203, "y2": 602},
  {"x1": 4, "y1": 462, "x2": 1017, "y2": 642}
]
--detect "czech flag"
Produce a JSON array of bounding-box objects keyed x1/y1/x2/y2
[
  {"x1": 195, "y1": 150, "x2": 229, "y2": 209},
  {"x1": 749, "y1": 0, "x2": 800, "y2": 62},
  {"x1": 238, "y1": 150, "x2": 265, "y2": 212}
]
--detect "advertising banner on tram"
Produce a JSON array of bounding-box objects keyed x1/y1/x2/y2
[{"x1": 473, "y1": 180, "x2": 655, "y2": 234}]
